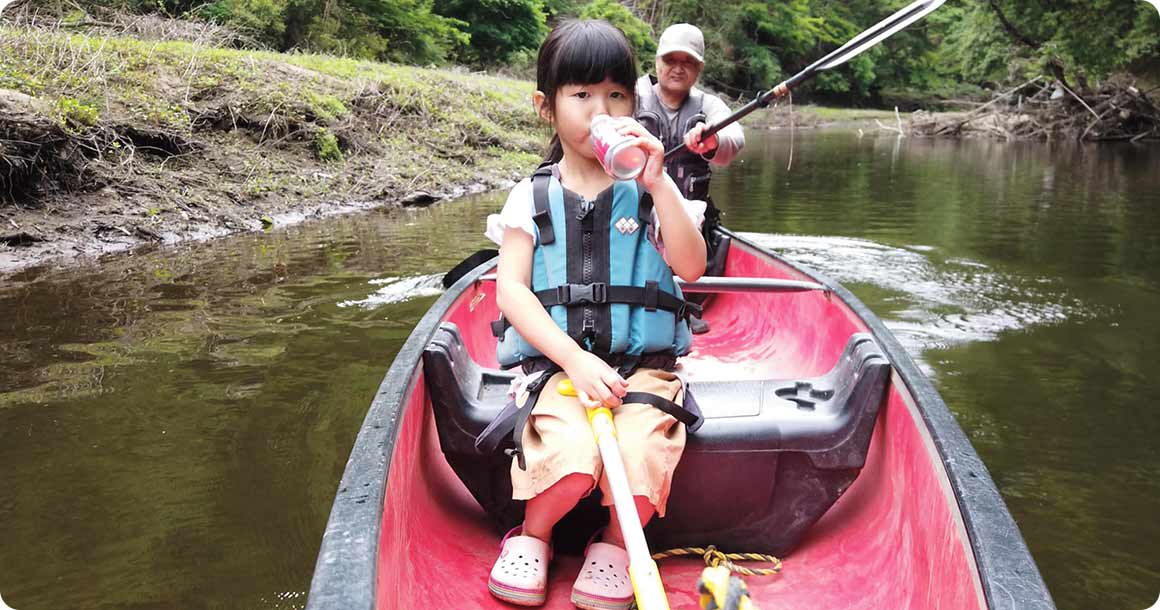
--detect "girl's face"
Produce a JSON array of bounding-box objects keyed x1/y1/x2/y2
[{"x1": 540, "y1": 77, "x2": 634, "y2": 162}]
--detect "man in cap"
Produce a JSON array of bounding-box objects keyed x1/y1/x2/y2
[{"x1": 636, "y1": 23, "x2": 745, "y2": 333}]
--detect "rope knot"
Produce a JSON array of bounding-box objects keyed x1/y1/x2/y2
[
  {"x1": 652, "y1": 545, "x2": 783, "y2": 577},
  {"x1": 702, "y1": 545, "x2": 728, "y2": 568}
]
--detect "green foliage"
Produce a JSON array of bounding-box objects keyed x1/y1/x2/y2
[
  {"x1": 304, "y1": 91, "x2": 348, "y2": 122},
  {"x1": 659, "y1": 0, "x2": 871, "y2": 98},
  {"x1": 50, "y1": 0, "x2": 1160, "y2": 104},
  {"x1": 82, "y1": 0, "x2": 470, "y2": 65},
  {"x1": 646, "y1": 0, "x2": 1158, "y2": 104},
  {"x1": 541, "y1": 0, "x2": 581, "y2": 20},
  {"x1": 54, "y1": 97, "x2": 100, "y2": 131},
  {"x1": 314, "y1": 128, "x2": 343, "y2": 162},
  {"x1": 282, "y1": 0, "x2": 469, "y2": 65},
  {"x1": 435, "y1": 0, "x2": 548, "y2": 65},
  {"x1": 201, "y1": 0, "x2": 287, "y2": 47},
  {"x1": 0, "y1": 61, "x2": 46, "y2": 95},
  {"x1": 577, "y1": 0, "x2": 655, "y2": 66}
]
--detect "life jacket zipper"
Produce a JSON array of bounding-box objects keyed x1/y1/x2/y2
[{"x1": 579, "y1": 195, "x2": 595, "y2": 347}]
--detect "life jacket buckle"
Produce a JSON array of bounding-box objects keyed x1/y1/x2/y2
[
  {"x1": 588, "y1": 282, "x2": 607, "y2": 304},
  {"x1": 559, "y1": 282, "x2": 607, "y2": 305}
]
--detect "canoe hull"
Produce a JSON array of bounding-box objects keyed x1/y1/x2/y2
[{"x1": 306, "y1": 230, "x2": 1055, "y2": 610}]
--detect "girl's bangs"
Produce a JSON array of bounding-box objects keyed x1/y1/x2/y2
[{"x1": 551, "y1": 24, "x2": 636, "y2": 90}]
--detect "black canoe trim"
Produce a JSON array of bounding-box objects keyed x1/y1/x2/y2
[{"x1": 307, "y1": 233, "x2": 1056, "y2": 610}]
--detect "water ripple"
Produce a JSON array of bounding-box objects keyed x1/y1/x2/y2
[
  {"x1": 740, "y1": 233, "x2": 1098, "y2": 370},
  {"x1": 337, "y1": 273, "x2": 445, "y2": 309}
]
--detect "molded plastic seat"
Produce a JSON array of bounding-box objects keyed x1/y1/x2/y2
[{"x1": 423, "y1": 322, "x2": 891, "y2": 555}]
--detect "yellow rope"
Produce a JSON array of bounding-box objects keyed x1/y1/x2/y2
[{"x1": 651, "y1": 545, "x2": 782, "y2": 577}]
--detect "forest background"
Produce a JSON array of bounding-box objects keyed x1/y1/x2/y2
[{"x1": 52, "y1": 0, "x2": 1160, "y2": 107}]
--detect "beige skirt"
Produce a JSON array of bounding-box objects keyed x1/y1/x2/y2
[{"x1": 510, "y1": 367, "x2": 687, "y2": 517}]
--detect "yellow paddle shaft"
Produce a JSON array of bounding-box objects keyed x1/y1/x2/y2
[{"x1": 558, "y1": 378, "x2": 672, "y2": 610}]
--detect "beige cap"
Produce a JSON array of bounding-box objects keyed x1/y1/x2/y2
[{"x1": 656, "y1": 23, "x2": 705, "y2": 63}]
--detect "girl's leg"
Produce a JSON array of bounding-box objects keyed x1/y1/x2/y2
[
  {"x1": 602, "y1": 495, "x2": 655, "y2": 548},
  {"x1": 523, "y1": 472, "x2": 596, "y2": 541}
]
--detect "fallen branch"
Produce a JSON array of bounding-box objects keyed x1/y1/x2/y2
[
  {"x1": 1058, "y1": 82, "x2": 1100, "y2": 120},
  {"x1": 936, "y1": 75, "x2": 1042, "y2": 134}
]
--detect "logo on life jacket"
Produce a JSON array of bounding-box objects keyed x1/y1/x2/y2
[{"x1": 615, "y1": 217, "x2": 640, "y2": 235}]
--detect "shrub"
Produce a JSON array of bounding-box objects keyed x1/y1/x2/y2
[{"x1": 314, "y1": 127, "x2": 343, "y2": 162}]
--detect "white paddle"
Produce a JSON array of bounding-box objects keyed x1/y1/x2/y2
[{"x1": 558, "y1": 378, "x2": 672, "y2": 610}]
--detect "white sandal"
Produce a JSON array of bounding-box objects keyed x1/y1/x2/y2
[
  {"x1": 489, "y1": 526, "x2": 552, "y2": 606},
  {"x1": 571, "y1": 531, "x2": 633, "y2": 610}
]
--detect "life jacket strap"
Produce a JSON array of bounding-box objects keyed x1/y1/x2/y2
[
  {"x1": 533, "y1": 282, "x2": 701, "y2": 320},
  {"x1": 474, "y1": 370, "x2": 704, "y2": 468},
  {"x1": 489, "y1": 285, "x2": 701, "y2": 340},
  {"x1": 622, "y1": 391, "x2": 704, "y2": 432},
  {"x1": 639, "y1": 192, "x2": 654, "y2": 231},
  {"x1": 531, "y1": 164, "x2": 555, "y2": 245},
  {"x1": 490, "y1": 317, "x2": 507, "y2": 338},
  {"x1": 473, "y1": 365, "x2": 559, "y2": 470}
]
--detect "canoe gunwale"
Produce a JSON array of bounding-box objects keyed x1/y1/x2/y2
[{"x1": 305, "y1": 231, "x2": 1056, "y2": 610}]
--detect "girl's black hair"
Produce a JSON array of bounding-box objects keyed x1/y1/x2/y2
[{"x1": 536, "y1": 20, "x2": 639, "y2": 163}]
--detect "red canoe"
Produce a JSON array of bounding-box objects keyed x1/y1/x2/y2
[{"x1": 306, "y1": 230, "x2": 1055, "y2": 610}]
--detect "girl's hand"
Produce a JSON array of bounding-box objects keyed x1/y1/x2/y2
[
  {"x1": 562, "y1": 349, "x2": 629, "y2": 408},
  {"x1": 612, "y1": 117, "x2": 666, "y2": 191}
]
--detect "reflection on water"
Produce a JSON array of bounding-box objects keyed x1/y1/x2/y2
[
  {"x1": 0, "y1": 203, "x2": 497, "y2": 609},
  {"x1": 1, "y1": 130, "x2": 1157, "y2": 610}
]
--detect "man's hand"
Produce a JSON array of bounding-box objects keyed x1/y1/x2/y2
[{"x1": 684, "y1": 122, "x2": 719, "y2": 156}]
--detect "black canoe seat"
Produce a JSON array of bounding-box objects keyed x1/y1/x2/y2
[{"x1": 422, "y1": 322, "x2": 891, "y2": 555}]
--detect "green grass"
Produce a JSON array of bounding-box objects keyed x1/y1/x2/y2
[
  {"x1": 0, "y1": 25, "x2": 540, "y2": 142},
  {"x1": 793, "y1": 105, "x2": 901, "y2": 121},
  {"x1": 0, "y1": 24, "x2": 547, "y2": 210}
]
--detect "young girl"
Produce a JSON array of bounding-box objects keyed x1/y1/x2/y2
[{"x1": 484, "y1": 19, "x2": 706, "y2": 609}]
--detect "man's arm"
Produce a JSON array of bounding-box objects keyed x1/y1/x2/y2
[{"x1": 701, "y1": 93, "x2": 745, "y2": 166}]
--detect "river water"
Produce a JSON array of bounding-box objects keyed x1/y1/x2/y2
[{"x1": 1, "y1": 130, "x2": 1157, "y2": 609}]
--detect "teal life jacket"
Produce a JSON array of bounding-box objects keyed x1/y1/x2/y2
[{"x1": 494, "y1": 165, "x2": 698, "y2": 368}]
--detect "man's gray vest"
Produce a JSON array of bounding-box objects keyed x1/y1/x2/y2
[{"x1": 635, "y1": 75, "x2": 712, "y2": 201}]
